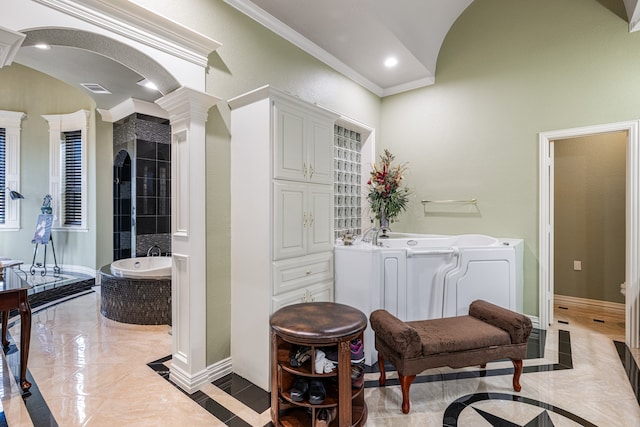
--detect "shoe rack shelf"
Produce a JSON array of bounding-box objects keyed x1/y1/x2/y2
[{"x1": 270, "y1": 302, "x2": 368, "y2": 427}]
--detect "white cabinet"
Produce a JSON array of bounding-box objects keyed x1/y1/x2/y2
[
  {"x1": 229, "y1": 86, "x2": 337, "y2": 391},
  {"x1": 273, "y1": 181, "x2": 333, "y2": 260},
  {"x1": 273, "y1": 99, "x2": 334, "y2": 184}
]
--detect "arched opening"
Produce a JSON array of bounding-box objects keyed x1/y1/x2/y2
[{"x1": 113, "y1": 149, "x2": 132, "y2": 260}]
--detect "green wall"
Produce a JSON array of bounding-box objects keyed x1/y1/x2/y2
[
  {"x1": 6, "y1": 0, "x2": 636, "y2": 369},
  {"x1": 380, "y1": 0, "x2": 640, "y2": 315},
  {"x1": 554, "y1": 132, "x2": 626, "y2": 303},
  {"x1": 0, "y1": 63, "x2": 100, "y2": 269},
  {"x1": 135, "y1": 0, "x2": 382, "y2": 365}
]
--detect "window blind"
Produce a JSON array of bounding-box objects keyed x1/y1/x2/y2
[
  {"x1": 0, "y1": 128, "x2": 6, "y2": 224},
  {"x1": 63, "y1": 130, "x2": 82, "y2": 226}
]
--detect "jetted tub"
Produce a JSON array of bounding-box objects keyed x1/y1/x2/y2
[
  {"x1": 334, "y1": 233, "x2": 523, "y2": 365},
  {"x1": 110, "y1": 256, "x2": 172, "y2": 278},
  {"x1": 100, "y1": 260, "x2": 172, "y2": 325}
]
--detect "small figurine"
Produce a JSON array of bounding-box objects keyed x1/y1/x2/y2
[{"x1": 41, "y1": 194, "x2": 52, "y2": 214}]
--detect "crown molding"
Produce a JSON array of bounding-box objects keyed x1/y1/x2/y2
[
  {"x1": 33, "y1": 0, "x2": 221, "y2": 68},
  {"x1": 0, "y1": 26, "x2": 26, "y2": 68},
  {"x1": 223, "y1": 0, "x2": 385, "y2": 97},
  {"x1": 382, "y1": 76, "x2": 436, "y2": 97},
  {"x1": 97, "y1": 98, "x2": 169, "y2": 123}
]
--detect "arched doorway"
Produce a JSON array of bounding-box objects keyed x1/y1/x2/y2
[{"x1": 1, "y1": 0, "x2": 222, "y2": 393}]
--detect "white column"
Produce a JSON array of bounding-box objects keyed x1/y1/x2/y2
[{"x1": 156, "y1": 87, "x2": 220, "y2": 393}]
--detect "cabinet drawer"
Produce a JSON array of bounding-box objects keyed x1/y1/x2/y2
[
  {"x1": 271, "y1": 281, "x2": 334, "y2": 313},
  {"x1": 273, "y1": 253, "x2": 333, "y2": 296}
]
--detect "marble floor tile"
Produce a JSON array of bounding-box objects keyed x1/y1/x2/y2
[{"x1": 1, "y1": 287, "x2": 639, "y2": 426}]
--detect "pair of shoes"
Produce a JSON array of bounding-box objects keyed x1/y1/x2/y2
[
  {"x1": 290, "y1": 346, "x2": 312, "y2": 367},
  {"x1": 350, "y1": 339, "x2": 365, "y2": 364},
  {"x1": 315, "y1": 349, "x2": 336, "y2": 374},
  {"x1": 289, "y1": 377, "x2": 309, "y2": 402},
  {"x1": 316, "y1": 407, "x2": 337, "y2": 426},
  {"x1": 308, "y1": 379, "x2": 326, "y2": 404},
  {"x1": 351, "y1": 364, "x2": 365, "y2": 389}
]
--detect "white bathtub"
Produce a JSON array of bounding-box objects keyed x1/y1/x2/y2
[
  {"x1": 334, "y1": 233, "x2": 523, "y2": 365},
  {"x1": 110, "y1": 256, "x2": 172, "y2": 278}
]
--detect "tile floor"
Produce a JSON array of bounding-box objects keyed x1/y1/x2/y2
[{"x1": 1, "y1": 285, "x2": 639, "y2": 426}]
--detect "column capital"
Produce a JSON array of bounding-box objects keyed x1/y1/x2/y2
[{"x1": 156, "y1": 86, "x2": 220, "y2": 125}]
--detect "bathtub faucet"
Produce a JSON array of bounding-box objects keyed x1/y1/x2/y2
[
  {"x1": 372, "y1": 226, "x2": 391, "y2": 246},
  {"x1": 147, "y1": 244, "x2": 162, "y2": 257}
]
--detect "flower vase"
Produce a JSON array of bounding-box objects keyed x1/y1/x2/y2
[{"x1": 379, "y1": 210, "x2": 390, "y2": 238}]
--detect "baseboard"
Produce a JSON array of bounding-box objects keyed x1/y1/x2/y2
[
  {"x1": 554, "y1": 294, "x2": 625, "y2": 315},
  {"x1": 207, "y1": 356, "x2": 233, "y2": 383},
  {"x1": 168, "y1": 357, "x2": 232, "y2": 394}
]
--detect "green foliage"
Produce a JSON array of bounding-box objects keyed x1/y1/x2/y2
[{"x1": 366, "y1": 150, "x2": 410, "y2": 224}]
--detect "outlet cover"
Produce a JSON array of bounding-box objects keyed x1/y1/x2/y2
[{"x1": 573, "y1": 260, "x2": 582, "y2": 271}]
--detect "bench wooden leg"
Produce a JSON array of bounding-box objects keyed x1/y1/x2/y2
[
  {"x1": 378, "y1": 352, "x2": 386, "y2": 386},
  {"x1": 512, "y1": 359, "x2": 523, "y2": 392},
  {"x1": 399, "y1": 374, "x2": 416, "y2": 414}
]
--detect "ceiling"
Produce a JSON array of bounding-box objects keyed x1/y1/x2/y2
[
  {"x1": 224, "y1": 0, "x2": 474, "y2": 96},
  {"x1": 14, "y1": 44, "x2": 160, "y2": 110},
  {"x1": 6, "y1": 0, "x2": 640, "y2": 110}
]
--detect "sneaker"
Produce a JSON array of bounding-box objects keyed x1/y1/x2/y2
[
  {"x1": 308, "y1": 379, "x2": 326, "y2": 404},
  {"x1": 323, "y1": 358, "x2": 336, "y2": 373},
  {"x1": 350, "y1": 339, "x2": 365, "y2": 364},
  {"x1": 289, "y1": 377, "x2": 309, "y2": 402},
  {"x1": 314, "y1": 349, "x2": 326, "y2": 374}
]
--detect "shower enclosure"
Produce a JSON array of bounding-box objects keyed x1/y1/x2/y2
[{"x1": 112, "y1": 113, "x2": 171, "y2": 261}]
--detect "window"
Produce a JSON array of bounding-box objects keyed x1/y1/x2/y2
[
  {"x1": 43, "y1": 110, "x2": 90, "y2": 230},
  {"x1": 62, "y1": 130, "x2": 82, "y2": 226},
  {"x1": 0, "y1": 110, "x2": 26, "y2": 230},
  {"x1": 0, "y1": 128, "x2": 5, "y2": 224}
]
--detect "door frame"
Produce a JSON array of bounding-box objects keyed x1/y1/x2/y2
[{"x1": 539, "y1": 121, "x2": 639, "y2": 348}]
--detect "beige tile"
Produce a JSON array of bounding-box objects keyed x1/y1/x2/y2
[{"x1": 3, "y1": 287, "x2": 639, "y2": 427}]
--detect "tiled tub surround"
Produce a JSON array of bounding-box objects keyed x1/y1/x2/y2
[{"x1": 99, "y1": 265, "x2": 171, "y2": 325}]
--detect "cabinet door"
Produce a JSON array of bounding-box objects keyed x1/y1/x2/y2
[
  {"x1": 307, "y1": 115, "x2": 334, "y2": 185},
  {"x1": 273, "y1": 101, "x2": 306, "y2": 181},
  {"x1": 306, "y1": 184, "x2": 334, "y2": 254},
  {"x1": 273, "y1": 181, "x2": 307, "y2": 260}
]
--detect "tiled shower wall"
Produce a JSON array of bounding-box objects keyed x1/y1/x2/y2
[{"x1": 113, "y1": 114, "x2": 171, "y2": 260}]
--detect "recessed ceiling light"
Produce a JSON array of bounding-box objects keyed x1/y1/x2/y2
[
  {"x1": 34, "y1": 43, "x2": 50, "y2": 50},
  {"x1": 384, "y1": 57, "x2": 398, "y2": 68},
  {"x1": 137, "y1": 78, "x2": 158, "y2": 91}
]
